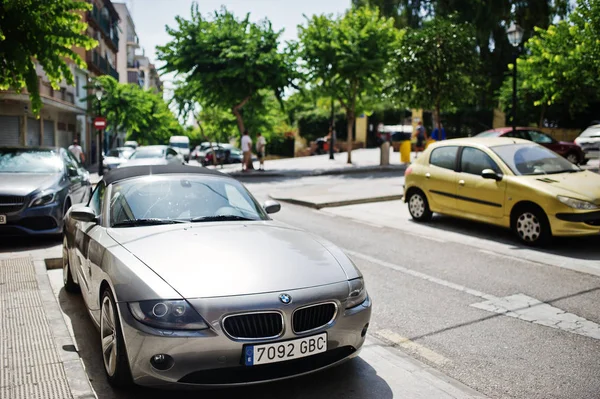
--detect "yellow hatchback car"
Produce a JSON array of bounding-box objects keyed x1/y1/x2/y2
[{"x1": 404, "y1": 137, "x2": 600, "y2": 245}]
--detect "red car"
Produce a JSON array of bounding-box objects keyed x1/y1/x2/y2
[{"x1": 476, "y1": 127, "x2": 587, "y2": 165}]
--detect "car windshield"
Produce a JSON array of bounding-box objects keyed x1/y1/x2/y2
[
  {"x1": 476, "y1": 131, "x2": 502, "y2": 138},
  {"x1": 109, "y1": 175, "x2": 268, "y2": 227},
  {"x1": 579, "y1": 126, "x2": 600, "y2": 138},
  {"x1": 0, "y1": 149, "x2": 63, "y2": 173},
  {"x1": 491, "y1": 143, "x2": 580, "y2": 176},
  {"x1": 170, "y1": 142, "x2": 189, "y2": 149},
  {"x1": 130, "y1": 148, "x2": 165, "y2": 159}
]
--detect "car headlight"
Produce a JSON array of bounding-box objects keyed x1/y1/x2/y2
[
  {"x1": 30, "y1": 191, "x2": 57, "y2": 207},
  {"x1": 346, "y1": 278, "x2": 368, "y2": 309},
  {"x1": 557, "y1": 196, "x2": 599, "y2": 210},
  {"x1": 129, "y1": 300, "x2": 209, "y2": 330}
]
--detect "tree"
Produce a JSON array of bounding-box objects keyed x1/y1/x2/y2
[
  {"x1": 90, "y1": 76, "x2": 182, "y2": 146},
  {"x1": 0, "y1": 0, "x2": 97, "y2": 114},
  {"x1": 498, "y1": 0, "x2": 600, "y2": 124},
  {"x1": 157, "y1": 5, "x2": 296, "y2": 169},
  {"x1": 392, "y1": 16, "x2": 481, "y2": 130},
  {"x1": 298, "y1": 7, "x2": 399, "y2": 163}
]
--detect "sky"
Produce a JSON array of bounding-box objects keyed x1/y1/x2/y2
[{"x1": 121, "y1": 0, "x2": 352, "y2": 92}]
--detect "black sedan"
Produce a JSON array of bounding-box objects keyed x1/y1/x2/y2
[{"x1": 0, "y1": 147, "x2": 92, "y2": 236}]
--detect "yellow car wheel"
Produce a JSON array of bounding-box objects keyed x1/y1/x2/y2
[
  {"x1": 511, "y1": 205, "x2": 551, "y2": 246},
  {"x1": 407, "y1": 189, "x2": 432, "y2": 222}
]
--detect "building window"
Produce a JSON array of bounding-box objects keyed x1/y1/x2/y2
[{"x1": 75, "y1": 76, "x2": 80, "y2": 96}]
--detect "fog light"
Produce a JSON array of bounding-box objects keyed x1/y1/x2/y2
[
  {"x1": 361, "y1": 323, "x2": 369, "y2": 337},
  {"x1": 150, "y1": 354, "x2": 174, "y2": 371}
]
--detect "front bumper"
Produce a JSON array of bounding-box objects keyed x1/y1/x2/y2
[
  {"x1": 0, "y1": 201, "x2": 63, "y2": 236},
  {"x1": 550, "y1": 210, "x2": 600, "y2": 236},
  {"x1": 117, "y1": 282, "x2": 371, "y2": 388}
]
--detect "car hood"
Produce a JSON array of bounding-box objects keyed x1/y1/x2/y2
[
  {"x1": 107, "y1": 222, "x2": 349, "y2": 298},
  {"x1": 118, "y1": 158, "x2": 168, "y2": 167},
  {"x1": 518, "y1": 171, "x2": 600, "y2": 204},
  {"x1": 0, "y1": 173, "x2": 61, "y2": 196}
]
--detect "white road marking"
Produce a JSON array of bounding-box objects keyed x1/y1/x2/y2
[
  {"x1": 345, "y1": 249, "x2": 600, "y2": 341},
  {"x1": 375, "y1": 329, "x2": 451, "y2": 366},
  {"x1": 471, "y1": 294, "x2": 600, "y2": 340},
  {"x1": 408, "y1": 231, "x2": 447, "y2": 243}
]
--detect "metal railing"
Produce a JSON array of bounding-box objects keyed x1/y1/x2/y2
[{"x1": 88, "y1": 3, "x2": 119, "y2": 49}]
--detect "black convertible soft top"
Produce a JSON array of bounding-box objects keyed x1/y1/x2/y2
[{"x1": 102, "y1": 164, "x2": 230, "y2": 185}]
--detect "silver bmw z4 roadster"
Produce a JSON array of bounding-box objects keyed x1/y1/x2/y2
[{"x1": 62, "y1": 165, "x2": 371, "y2": 389}]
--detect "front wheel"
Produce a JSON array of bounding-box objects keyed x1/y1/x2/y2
[
  {"x1": 512, "y1": 206, "x2": 551, "y2": 246},
  {"x1": 62, "y1": 237, "x2": 79, "y2": 293},
  {"x1": 100, "y1": 289, "x2": 133, "y2": 388},
  {"x1": 565, "y1": 152, "x2": 580, "y2": 165},
  {"x1": 407, "y1": 190, "x2": 432, "y2": 222}
]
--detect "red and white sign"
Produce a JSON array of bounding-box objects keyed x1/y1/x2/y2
[{"x1": 94, "y1": 117, "x2": 107, "y2": 130}]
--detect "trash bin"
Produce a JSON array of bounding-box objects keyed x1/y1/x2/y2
[
  {"x1": 380, "y1": 141, "x2": 390, "y2": 165},
  {"x1": 400, "y1": 140, "x2": 411, "y2": 163}
]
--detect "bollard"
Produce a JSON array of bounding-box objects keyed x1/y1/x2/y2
[
  {"x1": 400, "y1": 140, "x2": 411, "y2": 163},
  {"x1": 380, "y1": 141, "x2": 390, "y2": 165}
]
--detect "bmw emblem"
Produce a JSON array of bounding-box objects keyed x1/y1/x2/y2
[{"x1": 279, "y1": 293, "x2": 292, "y2": 304}]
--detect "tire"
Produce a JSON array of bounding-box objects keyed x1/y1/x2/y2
[
  {"x1": 407, "y1": 189, "x2": 432, "y2": 222},
  {"x1": 565, "y1": 152, "x2": 580, "y2": 165},
  {"x1": 62, "y1": 236, "x2": 79, "y2": 293},
  {"x1": 100, "y1": 288, "x2": 133, "y2": 388},
  {"x1": 511, "y1": 205, "x2": 551, "y2": 246}
]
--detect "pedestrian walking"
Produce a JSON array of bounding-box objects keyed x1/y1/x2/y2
[
  {"x1": 68, "y1": 138, "x2": 85, "y2": 165},
  {"x1": 256, "y1": 132, "x2": 266, "y2": 171},
  {"x1": 412, "y1": 121, "x2": 427, "y2": 158},
  {"x1": 241, "y1": 130, "x2": 253, "y2": 171}
]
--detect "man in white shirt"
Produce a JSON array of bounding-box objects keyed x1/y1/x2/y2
[
  {"x1": 256, "y1": 132, "x2": 266, "y2": 171},
  {"x1": 68, "y1": 139, "x2": 85, "y2": 164},
  {"x1": 241, "y1": 130, "x2": 253, "y2": 171}
]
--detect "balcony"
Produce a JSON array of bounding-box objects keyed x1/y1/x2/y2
[
  {"x1": 87, "y1": 3, "x2": 119, "y2": 50},
  {"x1": 0, "y1": 78, "x2": 77, "y2": 110},
  {"x1": 87, "y1": 50, "x2": 120, "y2": 81},
  {"x1": 127, "y1": 34, "x2": 140, "y2": 48}
]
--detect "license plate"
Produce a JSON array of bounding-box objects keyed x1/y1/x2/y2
[
  {"x1": 0, "y1": 215, "x2": 5, "y2": 225},
  {"x1": 244, "y1": 333, "x2": 327, "y2": 366}
]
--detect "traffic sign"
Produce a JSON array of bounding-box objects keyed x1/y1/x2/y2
[{"x1": 94, "y1": 117, "x2": 107, "y2": 130}]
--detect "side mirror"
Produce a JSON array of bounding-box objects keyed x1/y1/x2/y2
[
  {"x1": 263, "y1": 200, "x2": 281, "y2": 214},
  {"x1": 482, "y1": 169, "x2": 502, "y2": 181},
  {"x1": 67, "y1": 167, "x2": 79, "y2": 177},
  {"x1": 70, "y1": 206, "x2": 97, "y2": 223}
]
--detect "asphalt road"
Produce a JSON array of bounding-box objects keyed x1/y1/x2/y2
[
  {"x1": 240, "y1": 172, "x2": 600, "y2": 399},
  {"x1": 34, "y1": 170, "x2": 600, "y2": 399}
]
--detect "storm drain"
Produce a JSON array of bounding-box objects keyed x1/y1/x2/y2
[{"x1": 0, "y1": 257, "x2": 72, "y2": 398}]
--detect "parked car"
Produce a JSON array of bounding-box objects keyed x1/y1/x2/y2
[
  {"x1": 169, "y1": 136, "x2": 191, "y2": 162},
  {"x1": 0, "y1": 147, "x2": 91, "y2": 236},
  {"x1": 191, "y1": 142, "x2": 226, "y2": 161},
  {"x1": 476, "y1": 127, "x2": 586, "y2": 165},
  {"x1": 574, "y1": 124, "x2": 600, "y2": 162},
  {"x1": 404, "y1": 137, "x2": 600, "y2": 246},
  {"x1": 119, "y1": 145, "x2": 184, "y2": 168},
  {"x1": 102, "y1": 147, "x2": 135, "y2": 171},
  {"x1": 124, "y1": 141, "x2": 138, "y2": 149},
  {"x1": 62, "y1": 164, "x2": 370, "y2": 388}
]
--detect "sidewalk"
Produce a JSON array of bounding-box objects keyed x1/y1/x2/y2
[
  {"x1": 0, "y1": 256, "x2": 95, "y2": 399},
  {"x1": 207, "y1": 148, "x2": 411, "y2": 178}
]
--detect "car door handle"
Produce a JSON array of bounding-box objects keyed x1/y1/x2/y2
[
  {"x1": 425, "y1": 173, "x2": 431, "y2": 179},
  {"x1": 458, "y1": 180, "x2": 465, "y2": 186}
]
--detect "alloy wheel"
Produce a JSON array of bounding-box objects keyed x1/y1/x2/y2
[
  {"x1": 101, "y1": 295, "x2": 118, "y2": 377},
  {"x1": 566, "y1": 153, "x2": 579, "y2": 164},
  {"x1": 409, "y1": 194, "x2": 425, "y2": 218},
  {"x1": 62, "y1": 239, "x2": 69, "y2": 286},
  {"x1": 516, "y1": 212, "x2": 541, "y2": 243}
]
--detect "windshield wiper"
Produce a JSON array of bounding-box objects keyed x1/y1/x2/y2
[
  {"x1": 190, "y1": 215, "x2": 255, "y2": 222},
  {"x1": 112, "y1": 218, "x2": 186, "y2": 227},
  {"x1": 545, "y1": 169, "x2": 582, "y2": 174}
]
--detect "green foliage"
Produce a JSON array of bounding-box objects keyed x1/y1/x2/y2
[
  {"x1": 298, "y1": 6, "x2": 399, "y2": 161},
  {"x1": 0, "y1": 0, "x2": 97, "y2": 114},
  {"x1": 90, "y1": 76, "x2": 182, "y2": 145},
  {"x1": 499, "y1": 0, "x2": 600, "y2": 121},
  {"x1": 392, "y1": 15, "x2": 481, "y2": 127},
  {"x1": 157, "y1": 5, "x2": 296, "y2": 135}
]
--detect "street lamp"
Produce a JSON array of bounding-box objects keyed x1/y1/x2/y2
[
  {"x1": 507, "y1": 22, "x2": 524, "y2": 133},
  {"x1": 95, "y1": 85, "x2": 104, "y2": 175}
]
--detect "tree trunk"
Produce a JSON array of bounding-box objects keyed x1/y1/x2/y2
[
  {"x1": 232, "y1": 96, "x2": 253, "y2": 170},
  {"x1": 346, "y1": 110, "x2": 355, "y2": 164},
  {"x1": 538, "y1": 104, "x2": 546, "y2": 128}
]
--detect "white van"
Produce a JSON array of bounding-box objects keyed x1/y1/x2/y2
[{"x1": 169, "y1": 136, "x2": 190, "y2": 162}]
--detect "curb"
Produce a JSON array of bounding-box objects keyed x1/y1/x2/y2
[
  {"x1": 272, "y1": 194, "x2": 404, "y2": 210},
  {"x1": 228, "y1": 164, "x2": 408, "y2": 179},
  {"x1": 33, "y1": 259, "x2": 97, "y2": 399}
]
